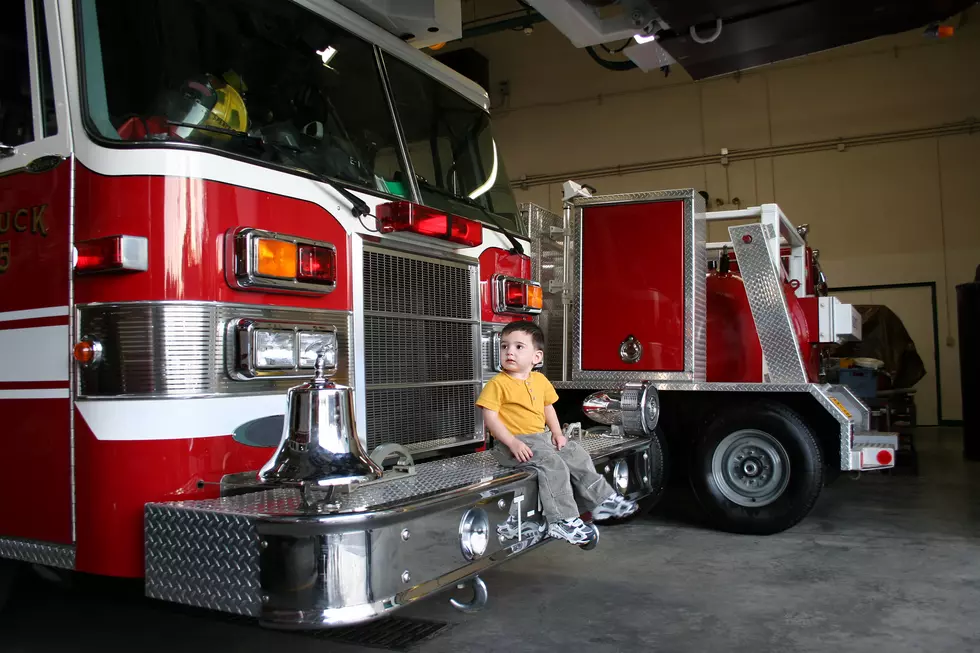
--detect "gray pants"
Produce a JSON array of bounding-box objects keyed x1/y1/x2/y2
[{"x1": 492, "y1": 431, "x2": 616, "y2": 522}]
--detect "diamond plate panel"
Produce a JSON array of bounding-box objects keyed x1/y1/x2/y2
[
  {"x1": 691, "y1": 192, "x2": 707, "y2": 382},
  {"x1": 0, "y1": 538, "x2": 75, "y2": 569},
  {"x1": 729, "y1": 223, "x2": 807, "y2": 384},
  {"x1": 524, "y1": 202, "x2": 568, "y2": 381},
  {"x1": 152, "y1": 432, "x2": 646, "y2": 518},
  {"x1": 806, "y1": 383, "x2": 857, "y2": 470},
  {"x1": 831, "y1": 384, "x2": 871, "y2": 431},
  {"x1": 144, "y1": 504, "x2": 261, "y2": 617},
  {"x1": 568, "y1": 189, "x2": 706, "y2": 384}
]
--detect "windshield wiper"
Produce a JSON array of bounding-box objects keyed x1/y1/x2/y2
[
  {"x1": 258, "y1": 140, "x2": 372, "y2": 219},
  {"x1": 415, "y1": 178, "x2": 524, "y2": 255},
  {"x1": 166, "y1": 121, "x2": 371, "y2": 219}
]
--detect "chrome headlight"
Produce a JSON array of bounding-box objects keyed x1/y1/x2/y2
[
  {"x1": 230, "y1": 319, "x2": 338, "y2": 380},
  {"x1": 459, "y1": 508, "x2": 490, "y2": 560},
  {"x1": 298, "y1": 330, "x2": 338, "y2": 369},
  {"x1": 253, "y1": 329, "x2": 296, "y2": 369}
]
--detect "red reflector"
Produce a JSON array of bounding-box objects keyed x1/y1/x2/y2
[
  {"x1": 75, "y1": 235, "x2": 148, "y2": 274},
  {"x1": 297, "y1": 245, "x2": 337, "y2": 285},
  {"x1": 376, "y1": 201, "x2": 483, "y2": 247},
  {"x1": 876, "y1": 450, "x2": 893, "y2": 466}
]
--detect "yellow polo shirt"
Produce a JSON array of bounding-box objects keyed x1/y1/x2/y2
[{"x1": 476, "y1": 371, "x2": 559, "y2": 436}]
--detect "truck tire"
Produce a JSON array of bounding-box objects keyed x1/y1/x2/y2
[{"x1": 690, "y1": 401, "x2": 823, "y2": 535}]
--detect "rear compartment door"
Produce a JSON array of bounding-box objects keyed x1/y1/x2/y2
[{"x1": 0, "y1": 0, "x2": 75, "y2": 544}]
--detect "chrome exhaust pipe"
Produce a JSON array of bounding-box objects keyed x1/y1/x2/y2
[{"x1": 582, "y1": 381, "x2": 660, "y2": 436}]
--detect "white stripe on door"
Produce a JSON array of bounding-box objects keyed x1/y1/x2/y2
[
  {"x1": 0, "y1": 325, "x2": 70, "y2": 381},
  {"x1": 0, "y1": 305, "x2": 70, "y2": 322},
  {"x1": 75, "y1": 394, "x2": 287, "y2": 441},
  {"x1": 0, "y1": 389, "x2": 70, "y2": 399}
]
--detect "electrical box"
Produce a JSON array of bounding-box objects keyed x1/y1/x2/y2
[{"x1": 818, "y1": 297, "x2": 861, "y2": 344}]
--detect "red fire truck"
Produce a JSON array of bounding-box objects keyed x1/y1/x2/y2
[{"x1": 1, "y1": 0, "x2": 894, "y2": 628}]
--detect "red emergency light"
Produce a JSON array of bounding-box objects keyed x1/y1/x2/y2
[
  {"x1": 375, "y1": 201, "x2": 483, "y2": 247},
  {"x1": 74, "y1": 235, "x2": 148, "y2": 274},
  {"x1": 297, "y1": 244, "x2": 337, "y2": 285}
]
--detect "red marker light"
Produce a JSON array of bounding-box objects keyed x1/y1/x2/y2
[
  {"x1": 297, "y1": 245, "x2": 336, "y2": 285},
  {"x1": 75, "y1": 235, "x2": 148, "y2": 274}
]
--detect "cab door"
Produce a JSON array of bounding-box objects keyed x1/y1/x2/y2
[{"x1": 0, "y1": 0, "x2": 75, "y2": 546}]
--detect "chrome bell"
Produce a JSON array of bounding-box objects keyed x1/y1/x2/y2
[{"x1": 258, "y1": 349, "x2": 382, "y2": 495}]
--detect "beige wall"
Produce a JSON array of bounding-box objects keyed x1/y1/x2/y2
[{"x1": 452, "y1": 6, "x2": 980, "y2": 421}]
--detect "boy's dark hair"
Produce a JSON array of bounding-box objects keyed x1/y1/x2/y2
[{"x1": 501, "y1": 320, "x2": 545, "y2": 352}]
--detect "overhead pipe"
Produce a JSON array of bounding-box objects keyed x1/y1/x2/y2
[{"x1": 511, "y1": 119, "x2": 978, "y2": 189}]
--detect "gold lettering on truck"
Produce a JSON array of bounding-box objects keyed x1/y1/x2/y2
[
  {"x1": 13, "y1": 209, "x2": 28, "y2": 232},
  {"x1": 0, "y1": 204, "x2": 51, "y2": 275}
]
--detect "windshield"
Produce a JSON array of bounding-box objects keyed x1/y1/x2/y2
[
  {"x1": 383, "y1": 54, "x2": 522, "y2": 235},
  {"x1": 75, "y1": 0, "x2": 523, "y2": 235},
  {"x1": 76, "y1": 0, "x2": 411, "y2": 198}
]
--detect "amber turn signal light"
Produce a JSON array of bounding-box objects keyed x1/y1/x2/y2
[
  {"x1": 73, "y1": 338, "x2": 103, "y2": 366},
  {"x1": 256, "y1": 238, "x2": 298, "y2": 278}
]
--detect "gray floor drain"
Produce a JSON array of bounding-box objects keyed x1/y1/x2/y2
[{"x1": 308, "y1": 616, "x2": 450, "y2": 651}]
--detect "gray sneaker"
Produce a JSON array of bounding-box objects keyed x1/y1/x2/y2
[
  {"x1": 547, "y1": 517, "x2": 597, "y2": 545},
  {"x1": 592, "y1": 494, "x2": 639, "y2": 521}
]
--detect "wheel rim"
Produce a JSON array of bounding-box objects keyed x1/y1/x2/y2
[{"x1": 711, "y1": 429, "x2": 790, "y2": 507}]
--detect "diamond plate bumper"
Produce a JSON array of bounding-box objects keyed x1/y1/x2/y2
[{"x1": 144, "y1": 433, "x2": 653, "y2": 628}]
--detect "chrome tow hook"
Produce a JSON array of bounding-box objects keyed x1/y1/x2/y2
[{"x1": 449, "y1": 575, "x2": 488, "y2": 613}]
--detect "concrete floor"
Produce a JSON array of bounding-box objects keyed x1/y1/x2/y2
[{"x1": 2, "y1": 428, "x2": 979, "y2": 653}]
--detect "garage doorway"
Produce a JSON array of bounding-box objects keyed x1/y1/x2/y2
[{"x1": 830, "y1": 283, "x2": 940, "y2": 426}]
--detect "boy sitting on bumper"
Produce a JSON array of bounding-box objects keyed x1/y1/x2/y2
[{"x1": 476, "y1": 321, "x2": 638, "y2": 546}]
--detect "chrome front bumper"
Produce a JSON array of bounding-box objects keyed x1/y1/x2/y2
[{"x1": 144, "y1": 432, "x2": 653, "y2": 628}]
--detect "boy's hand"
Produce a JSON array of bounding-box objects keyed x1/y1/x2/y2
[
  {"x1": 552, "y1": 430, "x2": 567, "y2": 450},
  {"x1": 508, "y1": 438, "x2": 534, "y2": 463}
]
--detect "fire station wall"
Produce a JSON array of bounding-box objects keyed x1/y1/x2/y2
[{"x1": 453, "y1": 5, "x2": 980, "y2": 422}]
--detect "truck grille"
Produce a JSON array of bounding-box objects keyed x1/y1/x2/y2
[
  {"x1": 364, "y1": 250, "x2": 472, "y2": 320},
  {"x1": 366, "y1": 385, "x2": 479, "y2": 449},
  {"x1": 363, "y1": 248, "x2": 481, "y2": 451}
]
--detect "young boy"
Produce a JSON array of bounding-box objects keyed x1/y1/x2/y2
[{"x1": 476, "y1": 321, "x2": 638, "y2": 546}]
